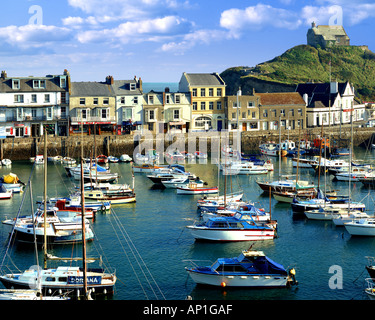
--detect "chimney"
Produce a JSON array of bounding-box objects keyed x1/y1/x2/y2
[
  {"x1": 1, "y1": 70, "x2": 7, "y2": 79},
  {"x1": 330, "y1": 81, "x2": 338, "y2": 94},
  {"x1": 106, "y1": 75, "x2": 114, "y2": 85},
  {"x1": 138, "y1": 77, "x2": 142, "y2": 92},
  {"x1": 303, "y1": 93, "x2": 309, "y2": 106},
  {"x1": 311, "y1": 21, "x2": 316, "y2": 28}
]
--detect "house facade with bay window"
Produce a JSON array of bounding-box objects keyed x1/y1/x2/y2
[
  {"x1": 178, "y1": 72, "x2": 226, "y2": 131},
  {"x1": 69, "y1": 76, "x2": 116, "y2": 135},
  {"x1": 112, "y1": 77, "x2": 143, "y2": 134}
]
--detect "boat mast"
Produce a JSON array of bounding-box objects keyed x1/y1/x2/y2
[
  {"x1": 43, "y1": 128, "x2": 48, "y2": 269},
  {"x1": 81, "y1": 122, "x2": 88, "y2": 298}
]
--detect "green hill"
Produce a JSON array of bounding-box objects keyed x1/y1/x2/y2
[{"x1": 221, "y1": 44, "x2": 375, "y2": 101}]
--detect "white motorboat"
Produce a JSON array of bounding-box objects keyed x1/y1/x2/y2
[
  {"x1": 185, "y1": 250, "x2": 296, "y2": 288},
  {"x1": 119, "y1": 154, "x2": 132, "y2": 162},
  {"x1": 332, "y1": 211, "x2": 371, "y2": 226},
  {"x1": 1, "y1": 159, "x2": 11, "y2": 166},
  {"x1": 162, "y1": 178, "x2": 204, "y2": 189},
  {"x1": 177, "y1": 183, "x2": 219, "y2": 195},
  {"x1": 222, "y1": 162, "x2": 269, "y2": 175},
  {"x1": 344, "y1": 218, "x2": 375, "y2": 236}
]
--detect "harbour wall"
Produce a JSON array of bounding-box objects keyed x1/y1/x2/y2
[{"x1": 1, "y1": 127, "x2": 375, "y2": 161}]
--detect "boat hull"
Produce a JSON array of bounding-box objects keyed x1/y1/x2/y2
[
  {"x1": 186, "y1": 226, "x2": 275, "y2": 241},
  {"x1": 177, "y1": 187, "x2": 218, "y2": 195},
  {"x1": 186, "y1": 270, "x2": 288, "y2": 287},
  {"x1": 0, "y1": 268, "x2": 116, "y2": 297}
]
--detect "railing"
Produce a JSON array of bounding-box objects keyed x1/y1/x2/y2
[
  {"x1": 70, "y1": 116, "x2": 116, "y2": 123},
  {"x1": 3, "y1": 115, "x2": 68, "y2": 122}
]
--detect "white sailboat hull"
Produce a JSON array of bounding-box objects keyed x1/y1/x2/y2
[{"x1": 186, "y1": 226, "x2": 275, "y2": 241}]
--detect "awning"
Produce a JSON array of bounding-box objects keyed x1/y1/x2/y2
[{"x1": 169, "y1": 121, "x2": 185, "y2": 125}]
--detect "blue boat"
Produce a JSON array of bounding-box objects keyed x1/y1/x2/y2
[
  {"x1": 185, "y1": 249, "x2": 297, "y2": 287},
  {"x1": 291, "y1": 188, "x2": 365, "y2": 212}
]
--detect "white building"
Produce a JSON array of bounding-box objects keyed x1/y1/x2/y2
[
  {"x1": 0, "y1": 70, "x2": 70, "y2": 137},
  {"x1": 112, "y1": 77, "x2": 143, "y2": 134},
  {"x1": 296, "y1": 81, "x2": 365, "y2": 127}
]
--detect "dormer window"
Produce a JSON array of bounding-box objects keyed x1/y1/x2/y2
[
  {"x1": 60, "y1": 77, "x2": 66, "y2": 88},
  {"x1": 12, "y1": 80, "x2": 20, "y2": 89},
  {"x1": 130, "y1": 83, "x2": 136, "y2": 91},
  {"x1": 33, "y1": 80, "x2": 46, "y2": 89}
]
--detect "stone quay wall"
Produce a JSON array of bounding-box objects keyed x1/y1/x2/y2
[{"x1": 1, "y1": 127, "x2": 375, "y2": 161}]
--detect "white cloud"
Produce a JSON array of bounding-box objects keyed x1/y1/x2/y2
[
  {"x1": 0, "y1": 24, "x2": 72, "y2": 50},
  {"x1": 67, "y1": 0, "x2": 191, "y2": 21},
  {"x1": 220, "y1": 4, "x2": 302, "y2": 34},
  {"x1": 77, "y1": 16, "x2": 192, "y2": 44},
  {"x1": 301, "y1": 1, "x2": 375, "y2": 26},
  {"x1": 160, "y1": 29, "x2": 234, "y2": 55}
]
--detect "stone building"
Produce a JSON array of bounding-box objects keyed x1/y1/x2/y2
[
  {"x1": 307, "y1": 22, "x2": 350, "y2": 48},
  {"x1": 256, "y1": 92, "x2": 307, "y2": 131}
]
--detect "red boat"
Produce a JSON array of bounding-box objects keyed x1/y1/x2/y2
[{"x1": 96, "y1": 155, "x2": 108, "y2": 164}]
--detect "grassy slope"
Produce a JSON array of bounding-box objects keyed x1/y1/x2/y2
[{"x1": 223, "y1": 45, "x2": 375, "y2": 101}]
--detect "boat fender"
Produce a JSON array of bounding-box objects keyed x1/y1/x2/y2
[{"x1": 220, "y1": 282, "x2": 226, "y2": 288}]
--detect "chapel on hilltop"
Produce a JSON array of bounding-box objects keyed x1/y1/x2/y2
[{"x1": 307, "y1": 22, "x2": 350, "y2": 48}]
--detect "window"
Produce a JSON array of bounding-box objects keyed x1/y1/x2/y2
[
  {"x1": 298, "y1": 108, "x2": 303, "y2": 116},
  {"x1": 60, "y1": 78, "x2": 66, "y2": 88},
  {"x1": 103, "y1": 98, "x2": 109, "y2": 105},
  {"x1": 263, "y1": 110, "x2": 268, "y2": 117},
  {"x1": 61, "y1": 106, "x2": 66, "y2": 117},
  {"x1": 217, "y1": 101, "x2": 222, "y2": 110},
  {"x1": 201, "y1": 102, "x2": 206, "y2": 110},
  {"x1": 242, "y1": 112, "x2": 246, "y2": 119},
  {"x1": 31, "y1": 94, "x2": 37, "y2": 103},
  {"x1": 149, "y1": 110, "x2": 155, "y2": 120},
  {"x1": 175, "y1": 95, "x2": 180, "y2": 104},
  {"x1": 200, "y1": 88, "x2": 205, "y2": 97},
  {"x1": 93, "y1": 98, "x2": 98, "y2": 105},
  {"x1": 47, "y1": 107, "x2": 52, "y2": 119},
  {"x1": 123, "y1": 108, "x2": 132, "y2": 120},
  {"x1": 209, "y1": 88, "x2": 214, "y2": 97},
  {"x1": 217, "y1": 88, "x2": 222, "y2": 96},
  {"x1": 80, "y1": 98, "x2": 85, "y2": 105},
  {"x1": 101, "y1": 108, "x2": 108, "y2": 119},
  {"x1": 209, "y1": 102, "x2": 214, "y2": 110},
  {"x1": 272, "y1": 109, "x2": 277, "y2": 117},
  {"x1": 149, "y1": 95, "x2": 154, "y2": 104},
  {"x1": 81, "y1": 109, "x2": 87, "y2": 119},
  {"x1": 12, "y1": 80, "x2": 20, "y2": 89},
  {"x1": 192, "y1": 102, "x2": 197, "y2": 111},
  {"x1": 248, "y1": 101, "x2": 254, "y2": 107},
  {"x1": 14, "y1": 95, "x2": 24, "y2": 103},
  {"x1": 44, "y1": 94, "x2": 50, "y2": 103},
  {"x1": 120, "y1": 97, "x2": 125, "y2": 104},
  {"x1": 232, "y1": 112, "x2": 236, "y2": 119},
  {"x1": 130, "y1": 83, "x2": 136, "y2": 90},
  {"x1": 192, "y1": 88, "x2": 197, "y2": 97},
  {"x1": 166, "y1": 95, "x2": 170, "y2": 104},
  {"x1": 32, "y1": 109, "x2": 37, "y2": 118},
  {"x1": 173, "y1": 109, "x2": 180, "y2": 120},
  {"x1": 33, "y1": 80, "x2": 45, "y2": 88},
  {"x1": 195, "y1": 116, "x2": 211, "y2": 128}
]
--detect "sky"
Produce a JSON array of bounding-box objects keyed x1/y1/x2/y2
[{"x1": 0, "y1": 0, "x2": 374, "y2": 83}]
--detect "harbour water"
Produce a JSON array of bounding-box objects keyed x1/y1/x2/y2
[{"x1": 0, "y1": 147, "x2": 375, "y2": 301}]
